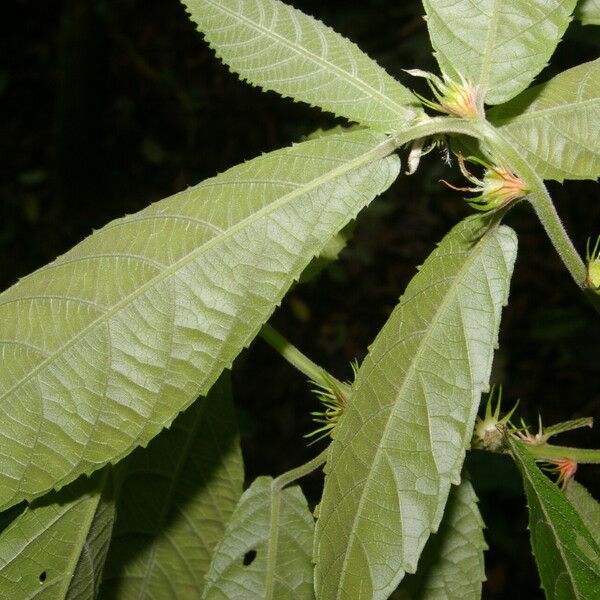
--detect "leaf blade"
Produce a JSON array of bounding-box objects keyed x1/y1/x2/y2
[
  {"x1": 507, "y1": 437, "x2": 600, "y2": 599},
  {"x1": 181, "y1": 0, "x2": 421, "y2": 132},
  {"x1": 575, "y1": 0, "x2": 600, "y2": 25},
  {"x1": 99, "y1": 374, "x2": 243, "y2": 599},
  {"x1": 423, "y1": 0, "x2": 577, "y2": 104},
  {"x1": 0, "y1": 129, "x2": 400, "y2": 511},
  {"x1": 314, "y1": 214, "x2": 517, "y2": 600},
  {"x1": 397, "y1": 476, "x2": 487, "y2": 600},
  {"x1": 489, "y1": 58, "x2": 600, "y2": 181},
  {"x1": 0, "y1": 470, "x2": 114, "y2": 600},
  {"x1": 202, "y1": 477, "x2": 315, "y2": 600}
]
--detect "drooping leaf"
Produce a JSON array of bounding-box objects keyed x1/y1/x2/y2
[
  {"x1": 565, "y1": 481, "x2": 600, "y2": 544},
  {"x1": 489, "y1": 59, "x2": 600, "y2": 182},
  {"x1": 396, "y1": 476, "x2": 487, "y2": 600},
  {"x1": 575, "y1": 0, "x2": 600, "y2": 25},
  {"x1": 314, "y1": 214, "x2": 517, "y2": 600},
  {"x1": 99, "y1": 374, "x2": 243, "y2": 599},
  {"x1": 0, "y1": 129, "x2": 400, "y2": 512},
  {"x1": 0, "y1": 470, "x2": 114, "y2": 599},
  {"x1": 508, "y1": 437, "x2": 600, "y2": 599},
  {"x1": 202, "y1": 476, "x2": 315, "y2": 600},
  {"x1": 423, "y1": 0, "x2": 577, "y2": 105},
  {"x1": 181, "y1": 0, "x2": 421, "y2": 132}
]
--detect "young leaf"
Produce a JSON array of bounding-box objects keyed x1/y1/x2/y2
[
  {"x1": 423, "y1": 0, "x2": 577, "y2": 105},
  {"x1": 565, "y1": 481, "x2": 600, "y2": 542},
  {"x1": 202, "y1": 476, "x2": 315, "y2": 600},
  {"x1": 0, "y1": 128, "x2": 400, "y2": 512},
  {"x1": 575, "y1": 0, "x2": 600, "y2": 25},
  {"x1": 99, "y1": 374, "x2": 243, "y2": 599},
  {"x1": 489, "y1": 59, "x2": 600, "y2": 182},
  {"x1": 396, "y1": 477, "x2": 487, "y2": 600},
  {"x1": 314, "y1": 214, "x2": 517, "y2": 600},
  {"x1": 0, "y1": 470, "x2": 114, "y2": 599},
  {"x1": 508, "y1": 437, "x2": 600, "y2": 599},
  {"x1": 181, "y1": 0, "x2": 421, "y2": 132}
]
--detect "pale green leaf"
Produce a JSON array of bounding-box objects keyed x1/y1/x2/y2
[
  {"x1": 0, "y1": 129, "x2": 400, "y2": 511},
  {"x1": 489, "y1": 59, "x2": 600, "y2": 181},
  {"x1": 396, "y1": 477, "x2": 487, "y2": 600},
  {"x1": 575, "y1": 0, "x2": 600, "y2": 25},
  {"x1": 565, "y1": 481, "x2": 600, "y2": 543},
  {"x1": 423, "y1": 0, "x2": 577, "y2": 104},
  {"x1": 99, "y1": 374, "x2": 243, "y2": 599},
  {"x1": 314, "y1": 214, "x2": 517, "y2": 600},
  {"x1": 508, "y1": 437, "x2": 600, "y2": 599},
  {"x1": 202, "y1": 476, "x2": 314, "y2": 600},
  {"x1": 0, "y1": 470, "x2": 114, "y2": 600},
  {"x1": 181, "y1": 0, "x2": 421, "y2": 132}
]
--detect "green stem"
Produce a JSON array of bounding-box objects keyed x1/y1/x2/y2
[
  {"x1": 394, "y1": 116, "x2": 587, "y2": 289},
  {"x1": 273, "y1": 447, "x2": 329, "y2": 492},
  {"x1": 260, "y1": 323, "x2": 344, "y2": 390},
  {"x1": 520, "y1": 443, "x2": 600, "y2": 464}
]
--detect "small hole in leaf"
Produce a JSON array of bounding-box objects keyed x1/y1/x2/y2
[
  {"x1": 39, "y1": 571, "x2": 47, "y2": 583},
  {"x1": 243, "y1": 550, "x2": 257, "y2": 566}
]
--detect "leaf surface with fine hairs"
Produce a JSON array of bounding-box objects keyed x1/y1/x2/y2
[
  {"x1": 181, "y1": 0, "x2": 420, "y2": 132},
  {"x1": 202, "y1": 477, "x2": 315, "y2": 600},
  {"x1": 423, "y1": 0, "x2": 576, "y2": 104},
  {"x1": 315, "y1": 214, "x2": 517, "y2": 600},
  {"x1": 0, "y1": 129, "x2": 400, "y2": 511},
  {"x1": 99, "y1": 374, "x2": 243, "y2": 599}
]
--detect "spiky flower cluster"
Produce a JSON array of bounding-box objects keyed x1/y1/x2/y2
[
  {"x1": 586, "y1": 236, "x2": 600, "y2": 294},
  {"x1": 442, "y1": 154, "x2": 529, "y2": 211},
  {"x1": 305, "y1": 363, "x2": 357, "y2": 444},
  {"x1": 405, "y1": 69, "x2": 482, "y2": 119},
  {"x1": 472, "y1": 386, "x2": 518, "y2": 452}
]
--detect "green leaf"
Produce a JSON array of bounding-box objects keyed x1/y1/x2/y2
[
  {"x1": 565, "y1": 481, "x2": 600, "y2": 541},
  {"x1": 396, "y1": 477, "x2": 487, "y2": 600},
  {"x1": 423, "y1": 0, "x2": 577, "y2": 105},
  {"x1": 575, "y1": 0, "x2": 600, "y2": 25},
  {"x1": 314, "y1": 214, "x2": 517, "y2": 600},
  {"x1": 202, "y1": 476, "x2": 315, "y2": 600},
  {"x1": 99, "y1": 374, "x2": 243, "y2": 598},
  {"x1": 489, "y1": 59, "x2": 600, "y2": 182},
  {"x1": 0, "y1": 128, "x2": 400, "y2": 511},
  {"x1": 0, "y1": 470, "x2": 114, "y2": 599},
  {"x1": 508, "y1": 437, "x2": 600, "y2": 599},
  {"x1": 181, "y1": 0, "x2": 421, "y2": 132}
]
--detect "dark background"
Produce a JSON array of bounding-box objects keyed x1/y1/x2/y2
[{"x1": 1, "y1": 1, "x2": 599, "y2": 597}]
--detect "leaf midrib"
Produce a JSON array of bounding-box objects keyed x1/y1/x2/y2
[
  {"x1": 0, "y1": 136, "x2": 395, "y2": 407},
  {"x1": 204, "y1": 0, "x2": 414, "y2": 122},
  {"x1": 515, "y1": 447, "x2": 579, "y2": 598},
  {"x1": 333, "y1": 220, "x2": 500, "y2": 597}
]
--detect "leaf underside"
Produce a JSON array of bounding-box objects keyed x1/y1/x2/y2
[
  {"x1": 489, "y1": 58, "x2": 600, "y2": 182},
  {"x1": 314, "y1": 214, "x2": 517, "y2": 600},
  {"x1": 397, "y1": 476, "x2": 487, "y2": 600},
  {"x1": 181, "y1": 0, "x2": 421, "y2": 132},
  {"x1": 423, "y1": 0, "x2": 577, "y2": 105},
  {"x1": 565, "y1": 480, "x2": 600, "y2": 540},
  {"x1": 508, "y1": 438, "x2": 600, "y2": 599},
  {"x1": 0, "y1": 470, "x2": 114, "y2": 600},
  {"x1": 575, "y1": 0, "x2": 600, "y2": 25},
  {"x1": 202, "y1": 477, "x2": 315, "y2": 600},
  {"x1": 99, "y1": 374, "x2": 243, "y2": 599},
  {"x1": 0, "y1": 129, "x2": 400, "y2": 511}
]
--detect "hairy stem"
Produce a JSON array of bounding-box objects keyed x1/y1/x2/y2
[
  {"x1": 520, "y1": 443, "x2": 600, "y2": 464},
  {"x1": 475, "y1": 120, "x2": 587, "y2": 287},
  {"x1": 260, "y1": 323, "x2": 344, "y2": 390},
  {"x1": 273, "y1": 447, "x2": 329, "y2": 492},
  {"x1": 396, "y1": 116, "x2": 587, "y2": 289}
]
